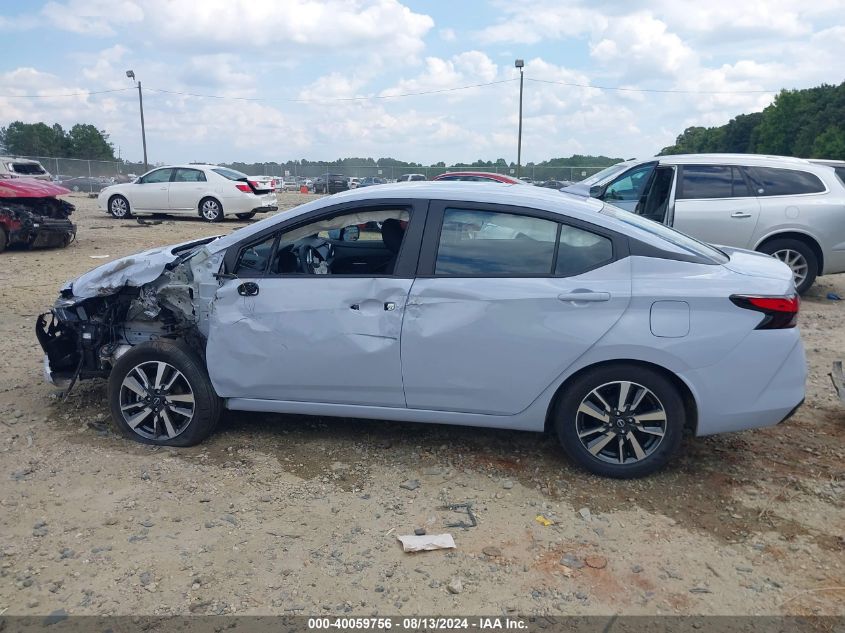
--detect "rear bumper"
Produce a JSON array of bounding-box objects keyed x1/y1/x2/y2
[
  {"x1": 680, "y1": 330, "x2": 806, "y2": 436},
  {"x1": 251, "y1": 205, "x2": 278, "y2": 213}
]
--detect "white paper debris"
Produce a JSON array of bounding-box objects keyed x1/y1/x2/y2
[{"x1": 397, "y1": 533, "x2": 456, "y2": 552}]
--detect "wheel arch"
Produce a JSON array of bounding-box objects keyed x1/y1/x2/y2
[
  {"x1": 755, "y1": 231, "x2": 824, "y2": 275},
  {"x1": 198, "y1": 195, "x2": 223, "y2": 217},
  {"x1": 544, "y1": 358, "x2": 698, "y2": 435},
  {"x1": 108, "y1": 192, "x2": 129, "y2": 208}
]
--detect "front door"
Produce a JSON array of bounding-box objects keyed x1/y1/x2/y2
[
  {"x1": 400, "y1": 203, "x2": 631, "y2": 416},
  {"x1": 131, "y1": 168, "x2": 173, "y2": 211},
  {"x1": 671, "y1": 164, "x2": 761, "y2": 248},
  {"x1": 205, "y1": 204, "x2": 421, "y2": 407},
  {"x1": 169, "y1": 167, "x2": 207, "y2": 212}
]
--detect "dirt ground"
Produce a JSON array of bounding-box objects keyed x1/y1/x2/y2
[{"x1": 0, "y1": 192, "x2": 843, "y2": 617}]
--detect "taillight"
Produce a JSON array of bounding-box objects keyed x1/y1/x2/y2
[
  {"x1": 730, "y1": 294, "x2": 799, "y2": 329},
  {"x1": 248, "y1": 179, "x2": 260, "y2": 189},
  {"x1": 235, "y1": 183, "x2": 251, "y2": 192}
]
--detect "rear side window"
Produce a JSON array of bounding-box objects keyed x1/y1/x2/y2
[
  {"x1": 11, "y1": 162, "x2": 46, "y2": 175},
  {"x1": 434, "y1": 209, "x2": 613, "y2": 277},
  {"x1": 748, "y1": 167, "x2": 826, "y2": 196},
  {"x1": 212, "y1": 167, "x2": 248, "y2": 181},
  {"x1": 174, "y1": 168, "x2": 206, "y2": 182},
  {"x1": 834, "y1": 167, "x2": 845, "y2": 184},
  {"x1": 678, "y1": 165, "x2": 749, "y2": 199}
]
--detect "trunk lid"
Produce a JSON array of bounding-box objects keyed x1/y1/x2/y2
[{"x1": 721, "y1": 246, "x2": 794, "y2": 284}]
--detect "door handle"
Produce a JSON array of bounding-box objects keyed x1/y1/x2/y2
[
  {"x1": 730, "y1": 211, "x2": 752, "y2": 218},
  {"x1": 557, "y1": 291, "x2": 611, "y2": 302},
  {"x1": 384, "y1": 302, "x2": 396, "y2": 311},
  {"x1": 237, "y1": 282, "x2": 259, "y2": 297},
  {"x1": 350, "y1": 304, "x2": 360, "y2": 310}
]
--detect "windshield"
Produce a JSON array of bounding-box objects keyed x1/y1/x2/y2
[
  {"x1": 578, "y1": 163, "x2": 630, "y2": 187},
  {"x1": 600, "y1": 205, "x2": 729, "y2": 263},
  {"x1": 212, "y1": 167, "x2": 248, "y2": 180}
]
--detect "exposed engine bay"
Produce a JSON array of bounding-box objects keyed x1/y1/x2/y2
[
  {"x1": 36, "y1": 237, "x2": 223, "y2": 391},
  {"x1": 0, "y1": 195, "x2": 76, "y2": 252}
]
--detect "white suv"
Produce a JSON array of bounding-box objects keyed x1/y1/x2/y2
[
  {"x1": 0, "y1": 157, "x2": 52, "y2": 180},
  {"x1": 566, "y1": 154, "x2": 845, "y2": 293}
]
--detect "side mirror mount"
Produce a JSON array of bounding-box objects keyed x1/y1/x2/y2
[
  {"x1": 589, "y1": 184, "x2": 603, "y2": 198},
  {"x1": 342, "y1": 226, "x2": 360, "y2": 242}
]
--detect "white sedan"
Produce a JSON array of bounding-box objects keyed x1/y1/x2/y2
[{"x1": 97, "y1": 165, "x2": 278, "y2": 222}]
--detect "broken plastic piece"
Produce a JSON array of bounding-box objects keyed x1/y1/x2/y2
[
  {"x1": 535, "y1": 515, "x2": 554, "y2": 526},
  {"x1": 397, "y1": 533, "x2": 456, "y2": 552},
  {"x1": 441, "y1": 502, "x2": 477, "y2": 529}
]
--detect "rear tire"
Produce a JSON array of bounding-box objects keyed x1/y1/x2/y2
[
  {"x1": 236, "y1": 212, "x2": 256, "y2": 220},
  {"x1": 108, "y1": 340, "x2": 221, "y2": 447},
  {"x1": 109, "y1": 195, "x2": 131, "y2": 219},
  {"x1": 0, "y1": 228, "x2": 6, "y2": 253},
  {"x1": 554, "y1": 364, "x2": 685, "y2": 478},
  {"x1": 758, "y1": 239, "x2": 817, "y2": 295},
  {"x1": 199, "y1": 197, "x2": 224, "y2": 222}
]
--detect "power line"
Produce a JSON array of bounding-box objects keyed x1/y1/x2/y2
[
  {"x1": 0, "y1": 87, "x2": 135, "y2": 98},
  {"x1": 525, "y1": 77, "x2": 777, "y2": 94},
  {"x1": 144, "y1": 78, "x2": 517, "y2": 103}
]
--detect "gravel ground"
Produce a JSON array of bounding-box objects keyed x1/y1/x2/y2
[{"x1": 0, "y1": 192, "x2": 843, "y2": 616}]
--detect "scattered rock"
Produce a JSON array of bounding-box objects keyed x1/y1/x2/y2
[
  {"x1": 139, "y1": 571, "x2": 153, "y2": 586},
  {"x1": 221, "y1": 514, "x2": 237, "y2": 526},
  {"x1": 140, "y1": 519, "x2": 154, "y2": 528},
  {"x1": 204, "y1": 521, "x2": 217, "y2": 529},
  {"x1": 27, "y1": 599, "x2": 39, "y2": 608},
  {"x1": 631, "y1": 564, "x2": 643, "y2": 574},
  {"x1": 259, "y1": 494, "x2": 272, "y2": 503},
  {"x1": 414, "y1": 528, "x2": 426, "y2": 536},
  {"x1": 689, "y1": 587, "x2": 712, "y2": 594},
  {"x1": 103, "y1": 516, "x2": 118, "y2": 526},
  {"x1": 560, "y1": 554, "x2": 584, "y2": 569},
  {"x1": 399, "y1": 479, "x2": 420, "y2": 491},
  {"x1": 482, "y1": 546, "x2": 502, "y2": 558},
  {"x1": 502, "y1": 479, "x2": 514, "y2": 490},
  {"x1": 446, "y1": 578, "x2": 463, "y2": 594},
  {"x1": 59, "y1": 548, "x2": 75, "y2": 560},
  {"x1": 578, "y1": 507, "x2": 592, "y2": 521},
  {"x1": 140, "y1": 471, "x2": 150, "y2": 481}
]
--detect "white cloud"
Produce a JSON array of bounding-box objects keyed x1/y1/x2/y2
[
  {"x1": 41, "y1": 0, "x2": 143, "y2": 36},
  {"x1": 439, "y1": 28, "x2": 456, "y2": 41},
  {"x1": 380, "y1": 51, "x2": 498, "y2": 97}
]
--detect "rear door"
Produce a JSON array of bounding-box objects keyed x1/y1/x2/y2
[
  {"x1": 168, "y1": 168, "x2": 207, "y2": 213},
  {"x1": 400, "y1": 202, "x2": 631, "y2": 416},
  {"x1": 671, "y1": 165, "x2": 761, "y2": 248},
  {"x1": 205, "y1": 200, "x2": 425, "y2": 407}
]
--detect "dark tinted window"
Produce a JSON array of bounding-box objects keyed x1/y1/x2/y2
[
  {"x1": 435, "y1": 209, "x2": 557, "y2": 275},
  {"x1": 212, "y1": 167, "x2": 248, "y2": 181},
  {"x1": 234, "y1": 234, "x2": 277, "y2": 275},
  {"x1": 556, "y1": 225, "x2": 613, "y2": 276},
  {"x1": 834, "y1": 167, "x2": 845, "y2": 184},
  {"x1": 679, "y1": 165, "x2": 748, "y2": 199},
  {"x1": 748, "y1": 167, "x2": 825, "y2": 196}
]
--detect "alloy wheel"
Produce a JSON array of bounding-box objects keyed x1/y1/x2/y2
[
  {"x1": 575, "y1": 380, "x2": 667, "y2": 465},
  {"x1": 201, "y1": 200, "x2": 221, "y2": 220},
  {"x1": 110, "y1": 197, "x2": 128, "y2": 218},
  {"x1": 118, "y1": 361, "x2": 196, "y2": 440},
  {"x1": 772, "y1": 249, "x2": 808, "y2": 289}
]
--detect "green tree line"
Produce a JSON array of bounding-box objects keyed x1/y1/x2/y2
[
  {"x1": 0, "y1": 121, "x2": 116, "y2": 160},
  {"x1": 660, "y1": 81, "x2": 845, "y2": 159}
]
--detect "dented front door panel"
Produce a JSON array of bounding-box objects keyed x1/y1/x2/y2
[{"x1": 206, "y1": 277, "x2": 412, "y2": 406}]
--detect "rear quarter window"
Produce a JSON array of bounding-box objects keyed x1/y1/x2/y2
[{"x1": 748, "y1": 167, "x2": 826, "y2": 196}]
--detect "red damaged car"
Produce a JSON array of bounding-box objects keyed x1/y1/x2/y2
[{"x1": 0, "y1": 179, "x2": 76, "y2": 253}]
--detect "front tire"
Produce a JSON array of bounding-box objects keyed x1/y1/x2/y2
[
  {"x1": 109, "y1": 195, "x2": 131, "y2": 219},
  {"x1": 108, "y1": 341, "x2": 221, "y2": 447},
  {"x1": 554, "y1": 364, "x2": 685, "y2": 478},
  {"x1": 236, "y1": 212, "x2": 256, "y2": 220},
  {"x1": 758, "y1": 239, "x2": 818, "y2": 295},
  {"x1": 199, "y1": 197, "x2": 224, "y2": 222}
]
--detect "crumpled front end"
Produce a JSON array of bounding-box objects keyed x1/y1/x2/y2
[
  {"x1": 0, "y1": 197, "x2": 76, "y2": 251},
  {"x1": 36, "y1": 238, "x2": 223, "y2": 390}
]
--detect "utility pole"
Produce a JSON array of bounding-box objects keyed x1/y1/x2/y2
[
  {"x1": 515, "y1": 59, "x2": 524, "y2": 179},
  {"x1": 126, "y1": 70, "x2": 148, "y2": 172}
]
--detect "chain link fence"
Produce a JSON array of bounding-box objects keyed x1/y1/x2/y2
[{"x1": 6, "y1": 155, "x2": 613, "y2": 192}]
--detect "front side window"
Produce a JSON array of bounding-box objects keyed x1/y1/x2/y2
[
  {"x1": 748, "y1": 167, "x2": 826, "y2": 196},
  {"x1": 603, "y1": 164, "x2": 654, "y2": 203},
  {"x1": 435, "y1": 209, "x2": 558, "y2": 275},
  {"x1": 174, "y1": 168, "x2": 207, "y2": 182},
  {"x1": 236, "y1": 208, "x2": 411, "y2": 276},
  {"x1": 678, "y1": 165, "x2": 748, "y2": 199},
  {"x1": 140, "y1": 168, "x2": 173, "y2": 184}
]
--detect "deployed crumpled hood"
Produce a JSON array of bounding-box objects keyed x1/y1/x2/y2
[
  {"x1": 721, "y1": 246, "x2": 794, "y2": 283},
  {"x1": 64, "y1": 237, "x2": 219, "y2": 298},
  {"x1": 0, "y1": 179, "x2": 70, "y2": 198}
]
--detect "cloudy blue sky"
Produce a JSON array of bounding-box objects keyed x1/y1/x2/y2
[{"x1": 0, "y1": 0, "x2": 843, "y2": 165}]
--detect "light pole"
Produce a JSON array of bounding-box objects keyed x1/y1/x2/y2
[
  {"x1": 514, "y1": 59, "x2": 524, "y2": 179},
  {"x1": 125, "y1": 70, "x2": 148, "y2": 172}
]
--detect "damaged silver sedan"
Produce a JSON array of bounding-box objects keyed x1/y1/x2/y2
[{"x1": 36, "y1": 182, "x2": 805, "y2": 478}]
